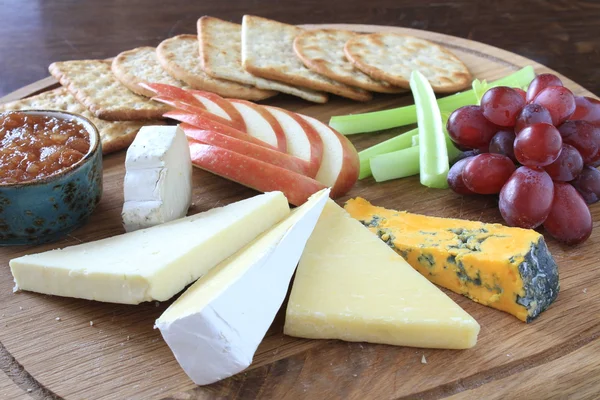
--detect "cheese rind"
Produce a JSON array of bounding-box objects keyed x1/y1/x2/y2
[
  {"x1": 122, "y1": 125, "x2": 193, "y2": 232},
  {"x1": 10, "y1": 192, "x2": 290, "y2": 304},
  {"x1": 285, "y1": 200, "x2": 480, "y2": 350},
  {"x1": 344, "y1": 197, "x2": 560, "y2": 322},
  {"x1": 156, "y1": 189, "x2": 330, "y2": 385}
]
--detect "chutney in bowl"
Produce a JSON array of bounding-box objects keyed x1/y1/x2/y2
[{"x1": 0, "y1": 110, "x2": 103, "y2": 245}]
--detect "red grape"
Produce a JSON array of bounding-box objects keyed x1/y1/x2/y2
[
  {"x1": 526, "y1": 73, "x2": 564, "y2": 103},
  {"x1": 571, "y1": 166, "x2": 600, "y2": 204},
  {"x1": 515, "y1": 103, "x2": 553, "y2": 133},
  {"x1": 499, "y1": 167, "x2": 554, "y2": 229},
  {"x1": 532, "y1": 86, "x2": 576, "y2": 126},
  {"x1": 514, "y1": 123, "x2": 563, "y2": 166},
  {"x1": 462, "y1": 153, "x2": 516, "y2": 194},
  {"x1": 447, "y1": 157, "x2": 475, "y2": 195},
  {"x1": 452, "y1": 149, "x2": 480, "y2": 165},
  {"x1": 543, "y1": 144, "x2": 583, "y2": 182},
  {"x1": 480, "y1": 87, "x2": 526, "y2": 127},
  {"x1": 559, "y1": 120, "x2": 600, "y2": 165},
  {"x1": 571, "y1": 96, "x2": 600, "y2": 125},
  {"x1": 514, "y1": 88, "x2": 527, "y2": 102},
  {"x1": 488, "y1": 130, "x2": 517, "y2": 162},
  {"x1": 446, "y1": 105, "x2": 499, "y2": 149},
  {"x1": 543, "y1": 182, "x2": 592, "y2": 245}
]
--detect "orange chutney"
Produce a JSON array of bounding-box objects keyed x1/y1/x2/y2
[{"x1": 0, "y1": 112, "x2": 90, "y2": 184}]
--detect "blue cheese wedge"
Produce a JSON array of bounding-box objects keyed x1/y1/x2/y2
[
  {"x1": 122, "y1": 125, "x2": 193, "y2": 232},
  {"x1": 10, "y1": 192, "x2": 290, "y2": 304},
  {"x1": 155, "y1": 189, "x2": 330, "y2": 385}
]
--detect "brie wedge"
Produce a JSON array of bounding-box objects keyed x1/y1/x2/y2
[
  {"x1": 122, "y1": 125, "x2": 192, "y2": 232},
  {"x1": 155, "y1": 188, "x2": 330, "y2": 385},
  {"x1": 10, "y1": 192, "x2": 289, "y2": 304},
  {"x1": 284, "y1": 200, "x2": 480, "y2": 350}
]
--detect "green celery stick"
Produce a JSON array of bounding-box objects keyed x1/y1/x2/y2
[
  {"x1": 358, "y1": 128, "x2": 418, "y2": 179},
  {"x1": 329, "y1": 66, "x2": 535, "y2": 135},
  {"x1": 369, "y1": 138, "x2": 460, "y2": 182},
  {"x1": 371, "y1": 146, "x2": 420, "y2": 182},
  {"x1": 411, "y1": 70, "x2": 449, "y2": 188},
  {"x1": 411, "y1": 135, "x2": 420, "y2": 147}
]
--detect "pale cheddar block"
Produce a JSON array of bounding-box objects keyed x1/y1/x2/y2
[
  {"x1": 284, "y1": 200, "x2": 480, "y2": 350},
  {"x1": 122, "y1": 126, "x2": 192, "y2": 232},
  {"x1": 156, "y1": 189, "x2": 329, "y2": 385},
  {"x1": 10, "y1": 192, "x2": 290, "y2": 304}
]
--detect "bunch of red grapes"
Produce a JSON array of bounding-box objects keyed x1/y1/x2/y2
[{"x1": 447, "y1": 73, "x2": 600, "y2": 245}]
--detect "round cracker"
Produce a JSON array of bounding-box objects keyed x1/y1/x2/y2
[
  {"x1": 156, "y1": 35, "x2": 277, "y2": 101},
  {"x1": 111, "y1": 46, "x2": 188, "y2": 98},
  {"x1": 344, "y1": 33, "x2": 472, "y2": 93},
  {"x1": 294, "y1": 29, "x2": 405, "y2": 94}
]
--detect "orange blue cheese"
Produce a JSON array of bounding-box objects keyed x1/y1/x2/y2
[{"x1": 344, "y1": 197, "x2": 559, "y2": 322}]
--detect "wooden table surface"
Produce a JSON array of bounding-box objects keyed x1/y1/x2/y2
[{"x1": 0, "y1": 0, "x2": 599, "y2": 98}]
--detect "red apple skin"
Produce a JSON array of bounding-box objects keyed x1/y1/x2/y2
[
  {"x1": 164, "y1": 111, "x2": 280, "y2": 151},
  {"x1": 188, "y1": 142, "x2": 327, "y2": 206},
  {"x1": 140, "y1": 83, "x2": 206, "y2": 108},
  {"x1": 190, "y1": 90, "x2": 247, "y2": 132},
  {"x1": 153, "y1": 95, "x2": 239, "y2": 129},
  {"x1": 301, "y1": 115, "x2": 360, "y2": 198},
  {"x1": 229, "y1": 99, "x2": 288, "y2": 153},
  {"x1": 264, "y1": 106, "x2": 324, "y2": 178},
  {"x1": 182, "y1": 124, "x2": 312, "y2": 176}
]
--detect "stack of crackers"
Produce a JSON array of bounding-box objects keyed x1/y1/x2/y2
[{"x1": 0, "y1": 15, "x2": 471, "y2": 154}]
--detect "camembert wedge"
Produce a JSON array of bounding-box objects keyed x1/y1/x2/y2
[
  {"x1": 10, "y1": 192, "x2": 289, "y2": 304},
  {"x1": 156, "y1": 189, "x2": 330, "y2": 385},
  {"x1": 285, "y1": 200, "x2": 480, "y2": 349}
]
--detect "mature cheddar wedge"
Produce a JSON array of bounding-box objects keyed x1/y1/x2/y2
[
  {"x1": 344, "y1": 197, "x2": 560, "y2": 322},
  {"x1": 10, "y1": 192, "x2": 290, "y2": 304},
  {"x1": 285, "y1": 200, "x2": 480, "y2": 349}
]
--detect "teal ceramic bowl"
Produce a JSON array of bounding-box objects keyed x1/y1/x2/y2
[{"x1": 0, "y1": 110, "x2": 103, "y2": 245}]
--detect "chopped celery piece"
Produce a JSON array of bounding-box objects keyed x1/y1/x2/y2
[
  {"x1": 329, "y1": 66, "x2": 536, "y2": 135},
  {"x1": 369, "y1": 137, "x2": 460, "y2": 182},
  {"x1": 411, "y1": 135, "x2": 419, "y2": 147},
  {"x1": 357, "y1": 128, "x2": 418, "y2": 179},
  {"x1": 371, "y1": 146, "x2": 420, "y2": 182},
  {"x1": 411, "y1": 70, "x2": 449, "y2": 188}
]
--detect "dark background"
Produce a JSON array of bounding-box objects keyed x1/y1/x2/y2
[{"x1": 1, "y1": 0, "x2": 599, "y2": 97}]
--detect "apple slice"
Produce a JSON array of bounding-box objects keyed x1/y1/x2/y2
[
  {"x1": 181, "y1": 124, "x2": 312, "y2": 176},
  {"x1": 263, "y1": 106, "x2": 323, "y2": 178},
  {"x1": 228, "y1": 100, "x2": 287, "y2": 152},
  {"x1": 153, "y1": 96, "x2": 241, "y2": 129},
  {"x1": 140, "y1": 83, "x2": 206, "y2": 108},
  {"x1": 188, "y1": 142, "x2": 327, "y2": 206},
  {"x1": 190, "y1": 91, "x2": 247, "y2": 132},
  {"x1": 164, "y1": 111, "x2": 279, "y2": 151},
  {"x1": 299, "y1": 115, "x2": 359, "y2": 198}
]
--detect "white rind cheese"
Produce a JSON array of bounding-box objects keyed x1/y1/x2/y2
[
  {"x1": 284, "y1": 200, "x2": 480, "y2": 350},
  {"x1": 122, "y1": 125, "x2": 193, "y2": 232},
  {"x1": 156, "y1": 189, "x2": 330, "y2": 385},
  {"x1": 10, "y1": 192, "x2": 290, "y2": 304}
]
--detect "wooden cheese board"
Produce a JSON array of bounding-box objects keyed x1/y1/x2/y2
[{"x1": 0, "y1": 23, "x2": 599, "y2": 400}]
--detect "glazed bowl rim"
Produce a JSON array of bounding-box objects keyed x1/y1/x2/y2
[{"x1": 0, "y1": 109, "x2": 101, "y2": 188}]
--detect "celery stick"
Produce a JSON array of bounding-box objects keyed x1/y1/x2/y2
[
  {"x1": 329, "y1": 66, "x2": 535, "y2": 135},
  {"x1": 411, "y1": 135, "x2": 419, "y2": 147},
  {"x1": 371, "y1": 146, "x2": 420, "y2": 182},
  {"x1": 358, "y1": 128, "x2": 418, "y2": 179},
  {"x1": 411, "y1": 70, "x2": 449, "y2": 188}
]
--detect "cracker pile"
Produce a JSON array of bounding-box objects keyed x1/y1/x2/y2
[{"x1": 1, "y1": 15, "x2": 471, "y2": 154}]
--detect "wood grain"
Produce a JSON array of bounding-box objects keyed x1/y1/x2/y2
[
  {"x1": 0, "y1": 24, "x2": 599, "y2": 400},
  {"x1": 0, "y1": 371, "x2": 28, "y2": 399}
]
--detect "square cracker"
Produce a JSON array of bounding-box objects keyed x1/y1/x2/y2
[
  {"x1": 49, "y1": 59, "x2": 170, "y2": 121},
  {"x1": 198, "y1": 16, "x2": 328, "y2": 104},
  {"x1": 0, "y1": 88, "x2": 162, "y2": 154},
  {"x1": 241, "y1": 15, "x2": 372, "y2": 102}
]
